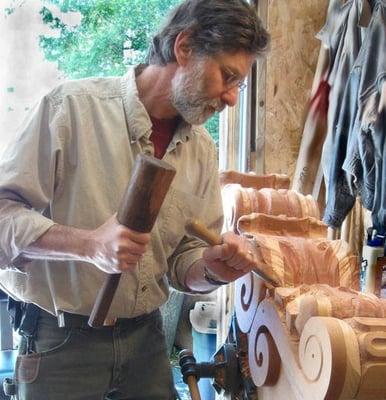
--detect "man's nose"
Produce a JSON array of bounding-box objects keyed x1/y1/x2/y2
[{"x1": 220, "y1": 86, "x2": 239, "y2": 107}]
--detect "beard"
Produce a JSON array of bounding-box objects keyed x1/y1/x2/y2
[{"x1": 170, "y1": 60, "x2": 225, "y2": 125}]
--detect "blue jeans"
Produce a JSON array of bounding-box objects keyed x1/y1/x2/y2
[
  {"x1": 320, "y1": 0, "x2": 364, "y2": 189},
  {"x1": 323, "y1": 0, "x2": 386, "y2": 228},
  {"x1": 14, "y1": 309, "x2": 176, "y2": 400}
]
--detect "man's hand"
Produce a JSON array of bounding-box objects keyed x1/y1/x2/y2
[
  {"x1": 202, "y1": 232, "x2": 258, "y2": 283},
  {"x1": 20, "y1": 215, "x2": 150, "y2": 273},
  {"x1": 89, "y1": 215, "x2": 151, "y2": 274}
]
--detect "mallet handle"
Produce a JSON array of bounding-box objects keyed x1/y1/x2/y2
[
  {"x1": 186, "y1": 376, "x2": 201, "y2": 400},
  {"x1": 88, "y1": 154, "x2": 176, "y2": 327}
]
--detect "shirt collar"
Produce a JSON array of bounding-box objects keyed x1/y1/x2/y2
[
  {"x1": 167, "y1": 119, "x2": 196, "y2": 152},
  {"x1": 121, "y1": 66, "x2": 152, "y2": 143}
]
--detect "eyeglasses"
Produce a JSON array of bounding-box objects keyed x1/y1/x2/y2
[{"x1": 220, "y1": 65, "x2": 247, "y2": 92}]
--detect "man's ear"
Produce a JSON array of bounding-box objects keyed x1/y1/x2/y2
[{"x1": 174, "y1": 31, "x2": 193, "y2": 67}]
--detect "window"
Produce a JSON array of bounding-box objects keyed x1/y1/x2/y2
[{"x1": 0, "y1": 0, "x2": 219, "y2": 154}]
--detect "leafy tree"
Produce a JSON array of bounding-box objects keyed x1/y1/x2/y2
[
  {"x1": 39, "y1": 0, "x2": 219, "y2": 144},
  {"x1": 39, "y1": 0, "x2": 180, "y2": 78}
]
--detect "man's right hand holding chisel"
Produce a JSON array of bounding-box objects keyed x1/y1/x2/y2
[{"x1": 184, "y1": 219, "x2": 279, "y2": 292}]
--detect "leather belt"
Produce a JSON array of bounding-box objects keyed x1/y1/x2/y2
[{"x1": 55, "y1": 309, "x2": 158, "y2": 329}]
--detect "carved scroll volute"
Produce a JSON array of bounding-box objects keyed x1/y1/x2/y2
[
  {"x1": 249, "y1": 299, "x2": 362, "y2": 400},
  {"x1": 299, "y1": 317, "x2": 361, "y2": 400},
  {"x1": 234, "y1": 272, "x2": 266, "y2": 333},
  {"x1": 248, "y1": 326, "x2": 281, "y2": 387}
]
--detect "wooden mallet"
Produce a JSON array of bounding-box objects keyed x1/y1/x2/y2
[{"x1": 88, "y1": 154, "x2": 176, "y2": 327}]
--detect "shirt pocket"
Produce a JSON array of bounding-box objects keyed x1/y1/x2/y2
[{"x1": 158, "y1": 187, "x2": 206, "y2": 255}]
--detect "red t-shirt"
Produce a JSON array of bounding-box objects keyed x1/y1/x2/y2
[{"x1": 149, "y1": 116, "x2": 179, "y2": 159}]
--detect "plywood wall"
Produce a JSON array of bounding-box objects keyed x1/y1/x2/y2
[{"x1": 264, "y1": 0, "x2": 329, "y2": 177}]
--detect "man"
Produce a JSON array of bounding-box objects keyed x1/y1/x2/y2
[{"x1": 0, "y1": 0, "x2": 269, "y2": 398}]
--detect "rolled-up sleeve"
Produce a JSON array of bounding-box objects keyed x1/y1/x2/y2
[
  {"x1": 0, "y1": 96, "x2": 63, "y2": 268},
  {"x1": 167, "y1": 139, "x2": 223, "y2": 292}
]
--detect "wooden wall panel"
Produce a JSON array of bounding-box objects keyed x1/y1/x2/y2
[{"x1": 264, "y1": 0, "x2": 328, "y2": 178}]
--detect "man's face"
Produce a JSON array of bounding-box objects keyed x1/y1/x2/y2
[
  {"x1": 170, "y1": 58, "x2": 224, "y2": 125},
  {"x1": 171, "y1": 51, "x2": 255, "y2": 125}
]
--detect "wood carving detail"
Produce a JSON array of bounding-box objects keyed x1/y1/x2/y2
[
  {"x1": 220, "y1": 172, "x2": 386, "y2": 399},
  {"x1": 222, "y1": 185, "x2": 321, "y2": 232},
  {"x1": 219, "y1": 170, "x2": 290, "y2": 190},
  {"x1": 237, "y1": 216, "x2": 359, "y2": 290},
  {"x1": 235, "y1": 281, "x2": 386, "y2": 399},
  {"x1": 235, "y1": 272, "x2": 266, "y2": 333},
  {"x1": 247, "y1": 298, "x2": 362, "y2": 400}
]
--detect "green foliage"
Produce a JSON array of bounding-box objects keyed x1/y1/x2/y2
[
  {"x1": 39, "y1": 0, "x2": 180, "y2": 79},
  {"x1": 205, "y1": 113, "x2": 219, "y2": 147},
  {"x1": 38, "y1": 0, "x2": 220, "y2": 146},
  {"x1": 4, "y1": 7, "x2": 16, "y2": 16},
  {"x1": 3, "y1": 0, "x2": 26, "y2": 18}
]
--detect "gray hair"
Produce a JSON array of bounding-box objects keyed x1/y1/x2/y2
[{"x1": 147, "y1": 0, "x2": 270, "y2": 65}]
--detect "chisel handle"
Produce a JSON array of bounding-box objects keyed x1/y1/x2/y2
[
  {"x1": 185, "y1": 218, "x2": 222, "y2": 246},
  {"x1": 185, "y1": 218, "x2": 279, "y2": 288}
]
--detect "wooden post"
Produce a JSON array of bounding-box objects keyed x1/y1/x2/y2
[{"x1": 292, "y1": 46, "x2": 330, "y2": 195}]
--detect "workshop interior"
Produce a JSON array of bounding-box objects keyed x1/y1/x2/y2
[{"x1": 0, "y1": 0, "x2": 386, "y2": 399}]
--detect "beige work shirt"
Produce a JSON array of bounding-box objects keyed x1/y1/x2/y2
[{"x1": 0, "y1": 67, "x2": 223, "y2": 318}]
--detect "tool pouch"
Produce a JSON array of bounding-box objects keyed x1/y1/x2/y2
[
  {"x1": 3, "y1": 377, "x2": 17, "y2": 396},
  {"x1": 18, "y1": 304, "x2": 40, "y2": 354},
  {"x1": 7, "y1": 298, "x2": 24, "y2": 332},
  {"x1": 19, "y1": 304, "x2": 40, "y2": 338}
]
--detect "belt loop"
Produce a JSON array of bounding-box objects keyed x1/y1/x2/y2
[
  {"x1": 57, "y1": 311, "x2": 66, "y2": 328},
  {"x1": 103, "y1": 317, "x2": 117, "y2": 327},
  {"x1": 57, "y1": 310, "x2": 116, "y2": 328}
]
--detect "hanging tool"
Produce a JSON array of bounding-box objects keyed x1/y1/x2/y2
[
  {"x1": 179, "y1": 344, "x2": 242, "y2": 399},
  {"x1": 88, "y1": 154, "x2": 176, "y2": 327},
  {"x1": 179, "y1": 350, "x2": 202, "y2": 400},
  {"x1": 185, "y1": 218, "x2": 279, "y2": 288}
]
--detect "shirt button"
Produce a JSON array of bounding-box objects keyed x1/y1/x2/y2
[{"x1": 141, "y1": 286, "x2": 147, "y2": 292}]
